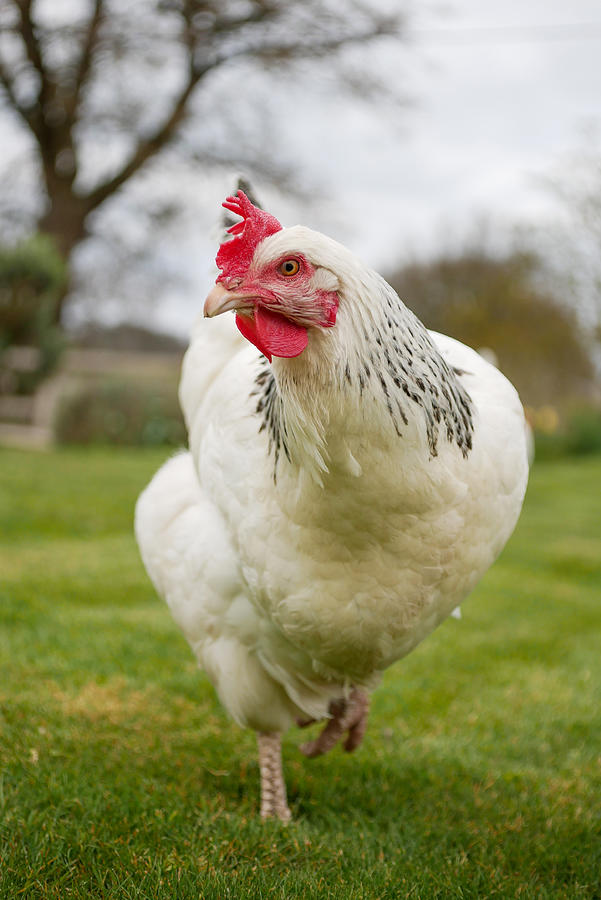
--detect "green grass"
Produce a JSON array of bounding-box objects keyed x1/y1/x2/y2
[{"x1": 1, "y1": 447, "x2": 600, "y2": 899}]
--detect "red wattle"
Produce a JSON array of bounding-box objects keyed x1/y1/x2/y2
[
  {"x1": 236, "y1": 308, "x2": 308, "y2": 361},
  {"x1": 235, "y1": 312, "x2": 271, "y2": 361},
  {"x1": 255, "y1": 306, "x2": 308, "y2": 358}
]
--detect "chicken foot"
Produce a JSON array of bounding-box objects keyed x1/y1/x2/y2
[
  {"x1": 257, "y1": 732, "x2": 291, "y2": 823},
  {"x1": 299, "y1": 687, "x2": 370, "y2": 758}
]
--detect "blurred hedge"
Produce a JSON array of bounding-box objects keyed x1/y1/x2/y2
[
  {"x1": 54, "y1": 379, "x2": 186, "y2": 447},
  {"x1": 54, "y1": 376, "x2": 601, "y2": 457},
  {"x1": 386, "y1": 248, "x2": 596, "y2": 410},
  {"x1": 533, "y1": 406, "x2": 601, "y2": 461},
  {"x1": 0, "y1": 235, "x2": 66, "y2": 394}
]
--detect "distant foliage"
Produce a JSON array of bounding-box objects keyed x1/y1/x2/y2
[
  {"x1": 0, "y1": 235, "x2": 66, "y2": 394},
  {"x1": 72, "y1": 323, "x2": 186, "y2": 354},
  {"x1": 541, "y1": 133, "x2": 601, "y2": 338},
  {"x1": 534, "y1": 406, "x2": 601, "y2": 460},
  {"x1": 54, "y1": 379, "x2": 186, "y2": 447},
  {"x1": 0, "y1": 0, "x2": 405, "y2": 325},
  {"x1": 387, "y1": 249, "x2": 596, "y2": 409}
]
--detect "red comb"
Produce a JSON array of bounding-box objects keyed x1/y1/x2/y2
[{"x1": 216, "y1": 191, "x2": 283, "y2": 279}]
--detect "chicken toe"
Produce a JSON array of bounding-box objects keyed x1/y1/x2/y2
[{"x1": 299, "y1": 688, "x2": 370, "y2": 758}]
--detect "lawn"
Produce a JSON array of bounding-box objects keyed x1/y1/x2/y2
[{"x1": 1, "y1": 446, "x2": 600, "y2": 899}]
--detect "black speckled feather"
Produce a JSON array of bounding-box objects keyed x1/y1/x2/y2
[{"x1": 251, "y1": 288, "x2": 474, "y2": 474}]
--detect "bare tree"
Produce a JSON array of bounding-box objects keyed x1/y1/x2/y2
[
  {"x1": 0, "y1": 0, "x2": 405, "y2": 324},
  {"x1": 541, "y1": 133, "x2": 601, "y2": 340},
  {"x1": 386, "y1": 246, "x2": 597, "y2": 408}
]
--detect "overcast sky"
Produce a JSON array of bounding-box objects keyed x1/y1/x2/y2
[
  {"x1": 296, "y1": 0, "x2": 601, "y2": 261},
  {"x1": 146, "y1": 0, "x2": 601, "y2": 335},
  {"x1": 2, "y1": 0, "x2": 600, "y2": 335}
]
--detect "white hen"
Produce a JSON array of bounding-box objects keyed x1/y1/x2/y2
[{"x1": 135, "y1": 192, "x2": 529, "y2": 821}]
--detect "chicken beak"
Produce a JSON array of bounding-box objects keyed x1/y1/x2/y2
[
  {"x1": 204, "y1": 284, "x2": 236, "y2": 317},
  {"x1": 204, "y1": 283, "x2": 254, "y2": 318}
]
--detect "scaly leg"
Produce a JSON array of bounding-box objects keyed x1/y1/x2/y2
[
  {"x1": 299, "y1": 688, "x2": 370, "y2": 758},
  {"x1": 257, "y1": 732, "x2": 291, "y2": 822}
]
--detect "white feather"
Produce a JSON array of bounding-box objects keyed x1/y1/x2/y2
[{"x1": 136, "y1": 226, "x2": 529, "y2": 733}]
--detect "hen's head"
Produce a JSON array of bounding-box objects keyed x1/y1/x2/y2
[{"x1": 204, "y1": 191, "x2": 340, "y2": 362}]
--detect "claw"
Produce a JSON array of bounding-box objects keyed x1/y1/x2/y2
[
  {"x1": 299, "y1": 688, "x2": 370, "y2": 758},
  {"x1": 295, "y1": 715, "x2": 316, "y2": 728}
]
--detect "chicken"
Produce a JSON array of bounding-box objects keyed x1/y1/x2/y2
[{"x1": 135, "y1": 191, "x2": 529, "y2": 822}]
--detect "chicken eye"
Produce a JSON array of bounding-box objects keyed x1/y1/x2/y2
[{"x1": 279, "y1": 259, "x2": 300, "y2": 277}]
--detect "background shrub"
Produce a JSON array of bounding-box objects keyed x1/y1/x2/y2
[
  {"x1": 533, "y1": 406, "x2": 601, "y2": 460},
  {"x1": 54, "y1": 379, "x2": 186, "y2": 447},
  {"x1": 386, "y1": 248, "x2": 597, "y2": 410},
  {"x1": 0, "y1": 235, "x2": 66, "y2": 394}
]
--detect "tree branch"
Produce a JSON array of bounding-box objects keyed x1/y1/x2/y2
[
  {"x1": 211, "y1": 3, "x2": 278, "y2": 34},
  {"x1": 202, "y1": 19, "x2": 400, "y2": 75},
  {"x1": 255, "y1": 19, "x2": 403, "y2": 62},
  {"x1": 0, "y1": 56, "x2": 26, "y2": 118},
  {"x1": 6, "y1": 0, "x2": 50, "y2": 144},
  {"x1": 83, "y1": 62, "x2": 207, "y2": 213},
  {"x1": 0, "y1": 53, "x2": 47, "y2": 142},
  {"x1": 67, "y1": 0, "x2": 104, "y2": 124},
  {"x1": 10, "y1": 0, "x2": 45, "y2": 79},
  {"x1": 82, "y1": 7, "x2": 402, "y2": 214}
]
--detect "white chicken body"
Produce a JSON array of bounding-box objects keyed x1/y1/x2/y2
[{"x1": 136, "y1": 222, "x2": 529, "y2": 741}]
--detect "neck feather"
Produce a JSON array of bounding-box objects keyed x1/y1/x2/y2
[{"x1": 251, "y1": 266, "x2": 474, "y2": 484}]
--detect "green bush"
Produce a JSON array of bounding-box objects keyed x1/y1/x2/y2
[
  {"x1": 54, "y1": 379, "x2": 186, "y2": 447},
  {"x1": 564, "y1": 407, "x2": 601, "y2": 455},
  {"x1": 533, "y1": 406, "x2": 601, "y2": 460},
  {"x1": 532, "y1": 430, "x2": 566, "y2": 461},
  {"x1": 0, "y1": 234, "x2": 67, "y2": 393},
  {"x1": 386, "y1": 249, "x2": 597, "y2": 409}
]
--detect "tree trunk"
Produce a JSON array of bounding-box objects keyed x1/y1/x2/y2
[{"x1": 37, "y1": 179, "x2": 89, "y2": 326}]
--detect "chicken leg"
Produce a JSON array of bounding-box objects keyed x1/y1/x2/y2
[
  {"x1": 257, "y1": 732, "x2": 291, "y2": 822},
  {"x1": 299, "y1": 687, "x2": 370, "y2": 758},
  {"x1": 257, "y1": 690, "x2": 369, "y2": 822}
]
